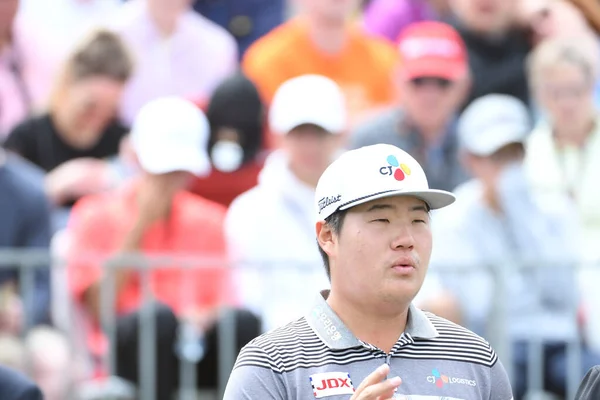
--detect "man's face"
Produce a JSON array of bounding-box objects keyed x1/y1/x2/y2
[
  {"x1": 298, "y1": 0, "x2": 359, "y2": 23},
  {"x1": 450, "y1": 0, "x2": 517, "y2": 34},
  {"x1": 283, "y1": 124, "x2": 340, "y2": 184},
  {"x1": 464, "y1": 143, "x2": 525, "y2": 186},
  {"x1": 0, "y1": 0, "x2": 18, "y2": 35},
  {"x1": 146, "y1": 0, "x2": 191, "y2": 26},
  {"x1": 321, "y1": 196, "x2": 432, "y2": 311},
  {"x1": 399, "y1": 76, "x2": 467, "y2": 132},
  {"x1": 535, "y1": 62, "x2": 595, "y2": 130}
]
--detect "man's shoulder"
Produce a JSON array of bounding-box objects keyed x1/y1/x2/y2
[
  {"x1": 0, "y1": 365, "x2": 42, "y2": 400},
  {"x1": 420, "y1": 312, "x2": 499, "y2": 368},
  {"x1": 234, "y1": 316, "x2": 323, "y2": 373},
  {"x1": 349, "y1": 108, "x2": 403, "y2": 149},
  {"x1": 242, "y1": 19, "x2": 304, "y2": 68}
]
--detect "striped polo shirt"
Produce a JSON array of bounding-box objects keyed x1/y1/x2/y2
[{"x1": 224, "y1": 291, "x2": 513, "y2": 399}]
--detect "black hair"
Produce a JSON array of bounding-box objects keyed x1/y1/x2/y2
[{"x1": 317, "y1": 210, "x2": 347, "y2": 280}]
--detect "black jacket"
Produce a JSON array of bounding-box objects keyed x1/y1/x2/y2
[
  {"x1": 576, "y1": 366, "x2": 600, "y2": 400},
  {"x1": 448, "y1": 19, "x2": 532, "y2": 110},
  {"x1": 0, "y1": 365, "x2": 43, "y2": 400}
]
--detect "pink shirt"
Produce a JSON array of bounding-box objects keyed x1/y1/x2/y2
[
  {"x1": 14, "y1": 0, "x2": 122, "y2": 109},
  {"x1": 112, "y1": 1, "x2": 238, "y2": 125},
  {"x1": 0, "y1": 43, "x2": 29, "y2": 138}
]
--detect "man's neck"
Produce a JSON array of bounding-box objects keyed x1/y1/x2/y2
[
  {"x1": 306, "y1": 15, "x2": 348, "y2": 55},
  {"x1": 289, "y1": 163, "x2": 319, "y2": 188},
  {"x1": 326, "y1": 290, "x2": 409, "y2": 354},
  {"x1": 554, "y1": 119, "x2": 595, "y2": 148}
]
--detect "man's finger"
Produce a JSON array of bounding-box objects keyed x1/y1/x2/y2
[
  {"x1": 359, "y1": 376, "x2": 402, "y2": 399},
  {"x1": 352, "y1": 363, "x2": 393, "y2": 397}
]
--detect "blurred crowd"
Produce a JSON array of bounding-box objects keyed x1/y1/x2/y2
[{"x1": 1, "y1": 0, "x2": 600, "y2": 399}]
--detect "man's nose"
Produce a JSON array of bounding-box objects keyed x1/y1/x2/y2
[{"x1": 390, "y1": 225, "x2": 415, "y2": 250}]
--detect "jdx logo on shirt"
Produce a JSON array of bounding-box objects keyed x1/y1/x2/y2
[{"x1": 310, "y1": 372, "x2": 354, "y2": 398}]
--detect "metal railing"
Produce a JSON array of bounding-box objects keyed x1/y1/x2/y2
[{"x1": 0, "y1": 248, "x2": 597, "y2": 400}]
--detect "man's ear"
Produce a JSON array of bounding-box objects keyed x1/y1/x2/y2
[{"x1": 316, "y1": 220, "x2": 335, "y2": 257}]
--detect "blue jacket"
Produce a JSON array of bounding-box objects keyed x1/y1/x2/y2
[{"x1": 0, "y1": 365, "x2": 43, "y2": 400}]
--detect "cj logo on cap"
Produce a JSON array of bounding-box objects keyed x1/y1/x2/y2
[{"x1": 379, "y1": 155, "x2": 411, "y2": 181}]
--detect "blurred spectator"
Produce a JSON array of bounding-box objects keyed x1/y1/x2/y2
[
  {"x1": 429, "y1": 94, "x2": 598, "y2": 399},
  {"x1": 193, "y1": 0, "x2": 286, "y2": 57},
  {"x1": 0, "y1": 364, "x2": 43, "y2": 400},
  {"x1": 449, "y1": 0, "x2": 531, "y2": 108},
  {"x1": 524, "y1": 36, "x2": 600, "y2": 352},
  {"x1": 242, "y1": 0, "x2": 398, "y2": 146},
  {"x1": 25, "y1": 326, "x2": 74, "y2": 400},
  {"x1": 362, "y1": 0, "x2": 451, "y2": 42},
  {"x1": 112, "y1": 0, "x2": 238, "y2": 126},
  {"x1": 66, "y1": 97, "x2": 259, "y2": 397},
  {"x1": 225, "y1": 75, "x2": 344, "y2": 332},
  {"x1": 519, "y1": 0, "x2": 594, "y2": 45},
  {"x1": 3, "y1": 30, "x2": 132, "y2": 224},
  {"x1": 350, "y1": 21, "x2": 470, "y2": 191},
  {"x1": 0, "y1": 149, "x2": 51, "y2": 332},
  {"x1": 189, "y1": 73, "x2": 267, "y2": 207},
  {"x1": 0, "y1": 333, "x2": 25, "y2": 372},
  {"x1": 0, "y1": 0, "x2": 31, "y2": 139},
  {"x1": 14, "y1": 0, "x2": 122, "y2": 109}
]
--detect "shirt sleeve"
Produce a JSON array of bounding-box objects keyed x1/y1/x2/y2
[
  {"x1": 223, "y1": 345, "x2": 287, "y2": 400},
  {"x1": 3, "y1": 120, "x2": 36, "y2": 163},
  {"x1": 489, "y1": 359, "x2": 514, "y2": 400},
  {"x1": 66, "y1": 195, "x2": 117, "y2": 301},
  {"x1": 21, "y1": 189, "x2": 52, "y2": 325}
]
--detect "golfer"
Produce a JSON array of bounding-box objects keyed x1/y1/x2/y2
[{"x1": 224, "y1": 143, "x2": 513, "y2": 399}]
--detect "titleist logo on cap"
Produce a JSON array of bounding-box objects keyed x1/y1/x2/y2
[{"x1": 318, "y1": 195, "x2": 341, "y2": 214}]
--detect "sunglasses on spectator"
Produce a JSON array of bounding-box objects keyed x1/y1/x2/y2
[{"x1": 410, "y1": 77, "x2": 453, "y2": 89}]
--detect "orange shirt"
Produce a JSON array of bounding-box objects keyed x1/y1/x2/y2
[
  {"x1": 242, "y1": 17, "x2": 398, "y2": 130},
  {"x1": 67, "y1": 180, "x2": 232, "y2": 317}
]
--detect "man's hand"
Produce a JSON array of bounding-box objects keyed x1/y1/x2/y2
[
  {"x1": 350, "y1": 364, "x2": 402, "y2": 400},
  {"x1": 45, "y1": 158, "x2": 113, "y2": 205}
]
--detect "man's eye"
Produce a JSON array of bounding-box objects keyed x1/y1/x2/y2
[
  {"x1": 413, "y1": 219, "x2": 426, "y2": 224},
  {"x1": 372, "y1": 219, "x2": 389, "y2": 223}
]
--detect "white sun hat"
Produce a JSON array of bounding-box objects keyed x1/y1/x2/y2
[{"x1": 315, "y1": 144, "x2": 456, "y2": 222}]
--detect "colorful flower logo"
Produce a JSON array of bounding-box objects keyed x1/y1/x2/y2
[
  {"x1": 380, "y1": 155, "x2": 412, "y2": 181},
  {"x1": 431, "y1": 369, "x2": 449, "y2": 388}
]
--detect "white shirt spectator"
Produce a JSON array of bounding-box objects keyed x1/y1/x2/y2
[
  {"x1": 111, "y1": 0, "x2": 238, "y2": 126},
  {"x1": 225, "y1": 150, "x2": 330, "y2": 333}
]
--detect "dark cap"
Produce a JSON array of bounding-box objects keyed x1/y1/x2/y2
[{"x1": 206, "y1": 73, "x2": 264, "y2": 161}]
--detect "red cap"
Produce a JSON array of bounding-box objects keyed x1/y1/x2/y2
[{"x1": 396, "y1": 21, "x2": 468, "y2": 81}]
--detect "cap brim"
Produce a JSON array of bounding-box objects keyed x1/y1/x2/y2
[
  {"x1": 138, "y1": 148, "x2": 211, "y2": 177},
  {"x1": 402, "y1": 59, "x2": 468, "y2": 81},
  {"x1": 339, "y1": 189, "x2": 456, "y2": 212},
  {"x1": 463, "y1": 125, "x2": 527, "y2": 157},
  {"x1": 274, "y1": 118, "x2": 343, "y2": 135}
]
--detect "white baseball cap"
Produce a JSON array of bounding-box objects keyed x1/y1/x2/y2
[
  {"x1": 269, "y1": 74, "x2": 347, "y2": 135},
  {"x1": 130, "y1": 96, "x2": 211, "y2": 176},
  {"x1": 315, "y1": 144, "x2": 455, "y2": 222},
  {"x1": 458, "y1": 94, "x2": 531, "y2": 157}
]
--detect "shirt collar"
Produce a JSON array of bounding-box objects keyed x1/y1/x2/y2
[{"x1": 305, "y1": 290, "x2": 439, "y2": 350}]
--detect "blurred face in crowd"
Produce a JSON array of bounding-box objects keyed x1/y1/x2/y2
[
  {"x1": 57, "y1": 76, "x2": 124, "y2": 148},
  {"x1": 450, "y1": 0, "x2": 518, "y2": 34},
  {"x1": 299, "y1": 0, "x2": 360, "y2": 24},
  {"x1": 400, "y1": 75, "x2": 469, "y2": 135},
  {"x1": 146, "y1": 0, "x2": 191, "y2": 33},
  {"x1": 534, "y1": 61, "x2": 596, "y2": 133},
  {"x1": 464, "y1": 143, "x2": 525, "y2": 186},
  {"x1": 524, "y1": 0, "x2": 590, "y2": 44},
  {"x1": 319, "y1": 196, "x2": 431, "y2": 312},
  {"x1": 0, "y1": 0, "x2": 18, "y2": 38},
  {"x1": 283, "y1": 124, "x2": 340, "y2": 187}
]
